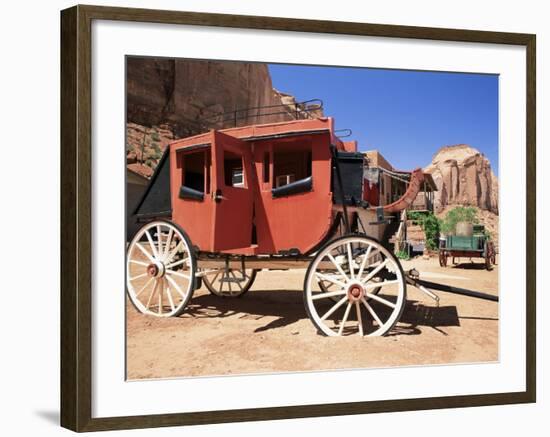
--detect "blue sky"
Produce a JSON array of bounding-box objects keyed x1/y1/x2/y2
[{"x1": 268, "y1": 64, "x2": 499, "y2": 174}]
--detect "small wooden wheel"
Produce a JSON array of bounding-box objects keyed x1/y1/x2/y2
[
  {"x1": 304, "y1": 235, "x2": 406, "y2": 337},
  {"x1": 126, "y1": 220, "x2": 196, "y2": 317},
  {"x1": 202, "y1": 268, "x2": 257, "y2": 297},
  {"x1": 439, "y1": 250, "x2": 448, "y2": 267},
  {"x1": 488, "y1": 242, "x2": 497, "y2": 265}
]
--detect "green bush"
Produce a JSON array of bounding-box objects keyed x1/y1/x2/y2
[
  {"x1": 408, "y1": 211, "x2": 441, "y2": 250},
  {"x1": 151, "y1": 131, "x2": 161, "y2": 142},
  {"x1": 395, "y1": 250, "x2": 410, "y2": 260},
  {"x1": 440, "y1": 206, "x2": 479, "y2": 235}
]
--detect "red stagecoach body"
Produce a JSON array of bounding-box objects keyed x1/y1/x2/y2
[
  {"x1": 134, "y1": 117, "x2": 429, "y2": 256},
  {"x1": 169, "y1": 118, "x2": 341, "y2": 255}
]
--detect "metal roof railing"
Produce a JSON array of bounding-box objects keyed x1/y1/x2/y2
[{"x1": 203, "y1": 98, "x2": 324, "y2": 128}]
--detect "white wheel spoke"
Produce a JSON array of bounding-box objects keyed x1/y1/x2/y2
[
  {"x1": 320, "y1": 296, "x2": 348, "y2": 321},
  {"x1": 165, "y1": 274, "x2": 187, "y2": 298},
  {"x1": 312, "y1": 288, "x2": 347, "y2": 300},
  {"x1": 315, "y1": 271, "x2": 347, "y2": 289},
  {"x1": 129, "y1": 259, "x2": 148, "y2": 267},
  {"x1": 361, "y1": 297, "x2": 383, "y2": 326},
  {"x1": 362, "y1": 258, "x2": 389, "y2": 284},
  {"x1": 129, "y1": 272, "x2": 148, "y2": 281},
  {"x1": 135, "y1": 277, "x2": 154, "y2": 298},
  {"x1": 157, "y1": 225, "x2": 163, "y2": 257},
  {"x1": 198, "y1": 269, "x2": 220, "y2": 277},
  {"x1": 135, "y1": 242, "x2": 154, "y2": 263},
  {"x1": 364, "y1": 280, "x2": 399, "y2": 290},
  {"x1": 211, "y1": 271, "x2": 221, "y2": 283},
  {"x1": 346, "y1": 243, "x2": 355, "y2": 279},
  {"x1": 145, "y1": 280, "x2": 159, "y2": 309},
  {"x1": 166, "y1": 240, "x2": 183, "y2": 263},
  {"x1": 366, "y1": 292, "x2": 397, "y2": 309},
  {"x1": 356, "y1": 302, "x2": 364, "y2": 336},
  {"x1": 338, "y1": 303, "x2": 352, "y2": 336},
  {"x1": 145, "y1": 230, "x2": 159, "y2": 259},
  {"x1": 226, "y1": 271, "x2": 234, "y2": 295},
  {"x1": 163, "y1": 278, "x2": 175, "y2": 311},
  {"x1": 327, "y1": 253, "x2": 350, "y2": 282},
  {"x1": 165, "y1": 258, "x2": 189, "y2": 269},
  {"x1": 230, "y1": 270, "x2": 244, "y2": 291},
  {"x1": 356, "y1": 245, "x2": 372, "y2": 280},
  {"x1": 158, "y1": 279, "x2": 163, "y2": 315},
  {"x1": 166, "y1": 269, "x2": 190, "y2": 280},
  {"x1": 162, "y1": 228, "x2": 173, "y2": 259}
]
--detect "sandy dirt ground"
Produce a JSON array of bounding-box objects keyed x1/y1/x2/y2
[{"x1": 126, "y1": 256, "x2": 499, "y2": 379}]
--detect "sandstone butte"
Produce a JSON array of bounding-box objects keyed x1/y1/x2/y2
[{"x1": 424, "y1": 144, "x2": 499, "y2": 215}]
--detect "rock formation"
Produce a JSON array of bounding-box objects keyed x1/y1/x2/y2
[
  {"x1": 424, "y1": 144, "x2": 498, "y2": 214},
  {"x1": 126, "y1": 58, "x2": 322, "y2": 171},
  {"x1": 127, "y1": 58, "x2": 320, "y2": 136}
]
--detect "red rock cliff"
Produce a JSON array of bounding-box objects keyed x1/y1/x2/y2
[{"x1": 424, "y1": 144, "x2": 498, "y2": 214}]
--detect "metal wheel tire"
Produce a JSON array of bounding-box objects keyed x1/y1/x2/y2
[
  {"x1": 126, "y1": 220, "x2": 196, "y2": 317},
  {"x1": 202, "y1": 268, "x2": 257, "y2": 297},
  {"x1": 304, "y1": 235, "x2": 406, "y2": 337}
]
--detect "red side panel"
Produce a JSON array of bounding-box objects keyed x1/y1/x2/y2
[
  {"x1": 342, "y1": 140, "x2": 357, "y2": 152},
  {"x1": 170, "y1": 134, "x2": 215, "y2": 251}
]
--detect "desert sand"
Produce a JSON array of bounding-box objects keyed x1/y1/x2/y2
[{"x1": 126, "y1": 255, "x2": 498, "y2": 380}]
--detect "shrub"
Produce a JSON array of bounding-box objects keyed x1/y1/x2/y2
[
  {"x1": 408, "y1": 211, "x2": 441, "y2": 250},
  {"x1": 395, "y1": 249, "x2": 410, "y2": 260},
  {"x1": 151, "y1": 131, "x2": 160, "y2": 142},
  {"x1": 440, "y1": 206, "x2": 479, "y2": 235}
]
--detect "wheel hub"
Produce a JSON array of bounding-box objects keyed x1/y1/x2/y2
[
  {"x1": 347, "y1": 283, "x2": 364, "y2": 302},
  {"x1": 147, "y1": 262, "x2": 165, "y2": 278}
]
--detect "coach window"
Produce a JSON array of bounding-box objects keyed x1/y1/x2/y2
[
  {"x1": 224, "y1": 150, "x2": 245, "y2": 188},
  {"x1": 273, "y1": 145, "x2": 312, "y2": 188},
  {"x1": 180, "y1": 149, "x2": 210, "y2": 194}
]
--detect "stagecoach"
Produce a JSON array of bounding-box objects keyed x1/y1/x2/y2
[{"x1": 126, "y1": 117, "x2": 495, "y2": 337}]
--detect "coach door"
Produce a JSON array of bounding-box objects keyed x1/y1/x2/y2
[{"x1": 211, "y1": 131, "x2": 254, "y2": 252}]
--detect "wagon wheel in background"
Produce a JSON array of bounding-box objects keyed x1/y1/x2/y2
[
  {"x1": 202, "y1": 268, "x2": 257, "y2": 297},
  {"x1": 485, "y1": 249, "x2": 492, "y2": 270},
  {"x1": 488, "y1": 241, "x2": 497, "y2": 265},
  {"x1": 126, "y1": 220, "x2": 196, "y2": 317},
  {"x1": 439, "y1": 250, "x2": 448, "y2": 267},
  {"x1": 304, "y1": 235, "x2": 406, "y2": 337}
]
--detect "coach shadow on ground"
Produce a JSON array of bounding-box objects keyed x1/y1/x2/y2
[{"x1": 181, "y1": 290, "x2": 485, "y2": 336}]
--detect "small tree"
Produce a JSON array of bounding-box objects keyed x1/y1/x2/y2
[
  {"x1": 440, "y1": 206, "x2": 479, "y2": 235},
  {"x1": 408, "y1": 211, "x2": 441, "y2": 250}
]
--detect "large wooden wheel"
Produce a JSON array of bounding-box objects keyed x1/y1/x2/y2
[
  {"x1": 126, "y1": 220, "x2": 196, "y2": 317},
  {"x1": 304, "y1": 235, "x2": 406, "y2": 337},
  {"x1": 202, "y1": 268, "x2": 257, "y2": 297}
]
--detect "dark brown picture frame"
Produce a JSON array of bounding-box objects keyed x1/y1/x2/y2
[{"x1": 60, "y1": 4, "x2": 536, "y2": 432}]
